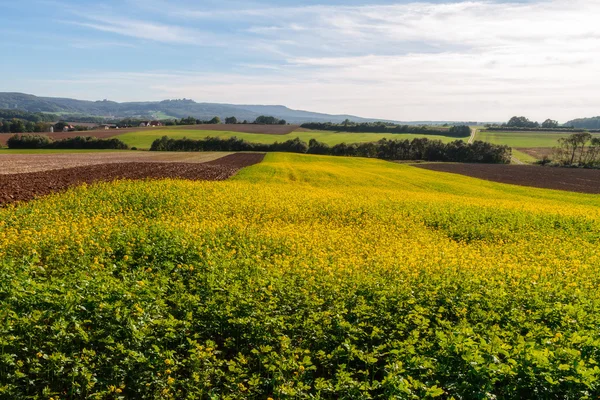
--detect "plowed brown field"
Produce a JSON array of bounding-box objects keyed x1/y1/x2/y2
[
  {"x1": 0, "y1": 153, "x2": 264, "y2": 206},
  {"x1": 0, "y1": 152, "x2": 231, "y2": 174},
  {"x1": 416, "y1": 163, "x2": 600, "y2": 194}
]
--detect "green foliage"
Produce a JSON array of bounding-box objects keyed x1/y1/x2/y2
[
  {"x1": 255, "y1": 115, "x2": 286, "y2": 125},
  {"x1": 542, "y1": 119, "x2": 560, "y2": 129},
  {"x1": 566, "y1": 116, "x2": 600, "y2": 130},
  {"x1": 0, "y1": 154, "x2": 599, "y2": 398},
  {"x1": 7, "y1": 134, "x2": 52, "y2": 148},
  {"x1": 505, "y1": 116, "x2": 540, "y2": 128},
  {"x1": 7, "y1": 135, "x2": 129, "y2": 150},
  {"x1": 0, "y1": 109, "x2": 57, "y2": 122},
  {"x1": 150, "y1": 136, "x2": 512, "y2": 163},
  {"x1": 301, "y1": 122, "x2": 471, "y2": 138},
  {"x1": 554, "y1": 132, "x2": 600, "y2": 167}
]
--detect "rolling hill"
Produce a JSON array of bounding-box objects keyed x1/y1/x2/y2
[
  {"x1": 565, "y1": 116, "x2": 600, "y2": 130},
  {"x1": 0, "y1": 92, "x2": 391, "y2": 124}
]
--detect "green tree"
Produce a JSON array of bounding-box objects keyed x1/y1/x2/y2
[
  {"x1": 506, "y1": 116, "x2": 539, "y2": 128},
  {"x1": 10, "y1": 119, "x2": 26, "y2": 133},
  {"x1": 541, "y1": 119, "x2": 559, "y2": 129},
  {"x1": 255, "y1": 116, "x2": 280, "y2": 125},
  {"x1": 556, "y1": 132, "x2": 592, "y2": 165},
  {"x1": 225, "y1": 116, "x2": 238, "y2": 124}
]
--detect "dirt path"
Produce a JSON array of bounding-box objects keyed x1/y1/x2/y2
[
  {"x1": 415, "y1": 163, "x2": 600, "y2": 194},
  {"x1": 468, "y1": 128, "x2": 477, "y2": 144},
  {"x1": 511, "y1": 156, "x2": 525, "y2": 165},
  {"x1": 0, "y1": 153, "x2": 265, "y2": 206}
]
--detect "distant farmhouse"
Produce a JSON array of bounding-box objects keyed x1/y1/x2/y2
[
  {"x1": 139, "y1": 121, "x2": 163, "y2": 127},
  {"x1": 99, "y1": 124, "x2": 118, "y2": 130}
]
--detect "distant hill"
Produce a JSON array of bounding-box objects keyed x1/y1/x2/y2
[
  {"x1": 565, "y1": 116, "x2": 600, "y2": 130},
  {"x1": 0, "y1": 92, "x2": 397, "y2": 124},
  {"x1": 0, "y1": 93, "x2": 487, "y2": 125}
]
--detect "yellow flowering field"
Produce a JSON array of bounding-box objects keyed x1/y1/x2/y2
[{"x1": 1, "y1": 153, "x2": 600, "y2": 399}]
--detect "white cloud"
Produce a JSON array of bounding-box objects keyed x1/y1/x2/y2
[
  {"x1": 30, "y1": 0, "x2": 600, "y2": 121},
  {"x1": 65, "y1": 17, "x2": 214, "y2": 45}
]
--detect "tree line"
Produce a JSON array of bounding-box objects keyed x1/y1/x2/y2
[
  {"x1": 0, "y1": 109, "x2": 57, "y2": 123},
  {"x1": 159, "y1": 115, "x2": 287, "y2": 126},
  {"x1": 565, "y1": 116, "x2": 600, "y2": 130},
  {"x1": 150, "y1": 136, "x2": 511, "y2": 164},
  {"x1": 485, "y1": 116, "x2": 600, "y2": 133},
  {"x1": 6, "y1": 134, "x2": 129, "y2": 150},
  {"x1": 300, "y1": 122, "x2": 471, "y2": 137},
  {"x1": 0, "y1": 119, "x2": 53, "y2": 134},
  {"x1": 0, "y1": 119, "x2": 95, "y2": 134}
]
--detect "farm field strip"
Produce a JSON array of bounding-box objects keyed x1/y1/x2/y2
[
  {"x1": 2, "y1": 153, "x2": 600, "y2": 398},
  {"x1": 511, "y1": 149, "x2": 537, "y2": 163},
  {"x1": 478, "y1": 130, "x2": 600, "y2": 148},
  {"x1": 0, "y1": 151, "x2": 231, "y2": 174},
  {"x1": 0, "y1": 153, "x2": 264, "y2": 205},
  {"x1": 116, "y1": 128, "x2": 468, "y2": 149},
  {"x1": 416, "y1": 162, "x2": 600, "y2": 193}
]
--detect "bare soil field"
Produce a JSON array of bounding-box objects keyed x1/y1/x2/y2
[
  {"x1": 0, "y1": 153, "x2": 264, "y2": 206},
  {"x1": 416, "y1": 163, "x2": 600, "y2": 194},
  {"x1": 171, "y1": 124, "x2": 301, "y2": 135},
  {"x1": 517, "y1": 147, "x2": 553, "y2": 160},
  {"x1": 0, "y1": 152, "x2": 231, "y2": 174}
]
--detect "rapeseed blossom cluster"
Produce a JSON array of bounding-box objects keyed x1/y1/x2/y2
[{"x1": 1, "y1": 153, "x2": 599, "y2": 399}]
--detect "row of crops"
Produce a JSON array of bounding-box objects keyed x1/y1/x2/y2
[{"x1": 1, "y1": 154, "x2": 600, "y2": 398}]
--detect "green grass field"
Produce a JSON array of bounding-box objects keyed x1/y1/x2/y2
[
  {"x1": 116, "y1": 128, "x2": 468, "y2": 149},
  {"x1": 2, "y1": 153, "x2": 600, "y2": 398},
  {"x1": 477, "y1": 130, "x2": 600, "y2": 148},
  {"x1": 511, "y1": 149, "x2": 538, "y2": 163}
]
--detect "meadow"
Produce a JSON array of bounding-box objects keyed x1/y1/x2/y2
[
  {"x1": 1, "y1": 153, "x2": 600, "y2": 399},
  {"x1": 116, "y1": 128, "x2": 467, "y2": 149},
  {"x1": 477, "y1": 130, "x2": 600, "y2": 148}
]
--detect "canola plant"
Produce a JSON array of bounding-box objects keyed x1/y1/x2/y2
[{"x1": 1, "y1": 153, "x2": 599, "y2": 399}]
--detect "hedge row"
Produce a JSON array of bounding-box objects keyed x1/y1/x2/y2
[
  {"x1": 150, "y1": 136, "x2": 512, "y2": 164},
  {"x1": 6, "y1": 135, "x2": 129, "y2": 150},
  {"x1": 300, "y1": 123, "x2": 471, "y2": 137},
  {"x1": 485, "y1": 127, "x2": 600, "y2": 133}
]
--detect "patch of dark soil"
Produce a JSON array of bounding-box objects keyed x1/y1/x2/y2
[
  {"x1": 415, "y1": 163, "x2": 600, "y2": 194},
  {"x1": 0, "y1": 153, "x2": 265, "y2": 206}
]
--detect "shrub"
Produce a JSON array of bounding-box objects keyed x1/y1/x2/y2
[
  {"x1": 301, "y1": 122, "x2": 471, "y2": 138},
  {"x1": 7, "y1": 134, "x2": 53, "y2": 149},
  {"x1": 47, "y1": 136, "x2": 129, "y2": 150},
  {"x1": 6, "y1": 135, "x2": 129, "y2": 150}
]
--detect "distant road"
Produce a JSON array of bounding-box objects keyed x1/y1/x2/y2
[
  {"x1": 511, "y1": 156, "x2": 525, "y2": 165},
  {"x1": 468, "y1": 127, "x2": 477, "y2": 144}
]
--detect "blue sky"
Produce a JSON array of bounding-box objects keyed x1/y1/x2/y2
[{"x1": 1, "y1": 0, "x2": 598, "y2": 121}]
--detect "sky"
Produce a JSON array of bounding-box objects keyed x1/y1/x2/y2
[{"x1": 1, "y1": 0, "x2": 599, "y2": 122}]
